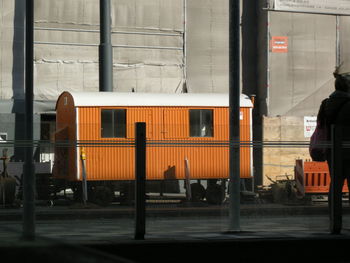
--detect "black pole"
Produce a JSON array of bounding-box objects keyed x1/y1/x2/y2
[
  {"x1": 330, "y1": 125, "x2": 342, "y2": 234},
  {"x1": 135, "y1": 122, "x2": 146, "y2": 240},
  {"x1": 99, "y1": 0, "x2": 113, "y2": 92},
  {"x1": 23, "y1": 0, "x2": 35, "y2": 240},
  {"x1": 228, "y1": 0, "x2": 240, "y2": 232}
]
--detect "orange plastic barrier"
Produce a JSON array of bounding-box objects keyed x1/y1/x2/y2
[{"x1": 303, "y1": 161, "x2": 348, "y2": 194}]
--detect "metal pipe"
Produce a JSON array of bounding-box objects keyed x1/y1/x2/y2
[
  {"x1": 23, "y1": 0, "x2": 36, "y2": 240},
  {"x1": 80, "y1": 148, "x2": 88, "y2": 205},
  {"x1": 182, "y1": 0, "x2": 188, "y2": 93},
  {"x1": 228, "y1": 0, "x2": 240, "y2": 232},
  {"x1": 336, "y1": 15, "x2": 340, "y2": 67},
  {"x1": 99, "y1": 0, "x2": 113, "y2": 92}
]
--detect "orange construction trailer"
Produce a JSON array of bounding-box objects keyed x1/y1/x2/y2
[{"x1": 53, "y1": 91, "x2": 254, "y2": 203}]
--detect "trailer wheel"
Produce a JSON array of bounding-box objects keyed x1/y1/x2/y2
[
  {"x1": 92, "y1": 186, "x2": 114, "y2": 206},
  {"x1": 72, "y1": 185, "x2": 83, "y2": 201},
  {"x1": 190, "y1": 183, "x2": 206, "y2": 202},
  {"x1": 206, "y1": 183, "x2": 225, "y2": 205}
]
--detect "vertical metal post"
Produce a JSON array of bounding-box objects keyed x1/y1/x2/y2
[
  {"x1": 336, "y1": 15, "x2": 340, "y2": 67},
  {"x1": 135, "y1": 122, "x2": 146, "y2": 240},
  {"x1": 99, "y1": 0, "x2": 113, "y2": 92},
  {"x1": 182, "y1": 0, "x2": 188, "y2": 93},
  {"x1": 330, "y1": 125, "x2": 342, "y2": 234},
  {"x1": 23, "y1": 0, "x2": 35, "y2": 240},
  {"x1": 184, "y1": 158, "x2": 192, "y2": 201},
  {"x1": 81, "y1": 148, "x2": 88, "y2": 205},
  {"x1": 228, "y1": 0, "x2": 241, "y2": 232}
]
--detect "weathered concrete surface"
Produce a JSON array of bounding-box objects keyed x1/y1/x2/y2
[{"x1": 262, "y1": 116, "x2": 310, "y2": 185}]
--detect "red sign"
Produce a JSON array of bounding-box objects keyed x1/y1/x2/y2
[{"x1": 270, "y1": 36, "x2": 288, "y2": 53}]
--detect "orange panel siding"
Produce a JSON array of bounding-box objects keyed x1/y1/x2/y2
[
  {"x1": 163, "y1": 108, "x2": 189, "y2": 138},
  {"x1": 127, "y1": 108, "x2": 153, "y2": 138},
  {"x1": 78, "y1": 107, "x2": 134, "y2": 181},
  {"x1": 240, "y1": 107, "x2": 252, "y2": 178},
  {"x1": 61, "y1": 106, "x2": 252, "y2": 182}
]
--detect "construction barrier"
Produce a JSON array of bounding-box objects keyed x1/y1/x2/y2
[{"x1": 296, "y1": 160, "x2": 348, "y2": 194}]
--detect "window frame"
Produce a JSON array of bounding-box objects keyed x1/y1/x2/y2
[
  {"x1": 189, "y1": 109, "x2": 214, "y2": 138},
  {"x1": 100, "y1": 108, "x2": 127, "y2": 138}
]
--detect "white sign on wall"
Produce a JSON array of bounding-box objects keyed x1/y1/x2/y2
[
  {"x1": 304, "y1": 116, "x2": 317, "y2": 138},
  {"x1": 273, "y1": 0, "x2": 350, "y2": 15},
  {"x1": 0, "y1": 133, "x2": 7, "y2": 143}
]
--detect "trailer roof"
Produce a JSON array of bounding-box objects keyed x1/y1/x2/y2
[{"x1": 58, "y1": 92, "x2": 253, "y2": 108}]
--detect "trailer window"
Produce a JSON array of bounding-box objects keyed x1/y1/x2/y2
[
  {"x1": 101, "y1": 109, "x2": 126, "y2": 138},
  {"x1": 189, "y1": 109, "x2": 213, "y2": 137}
]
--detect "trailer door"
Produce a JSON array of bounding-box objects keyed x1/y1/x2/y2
[{"x1": 163, "y1": 108, "x2": 188, "y2": 139}]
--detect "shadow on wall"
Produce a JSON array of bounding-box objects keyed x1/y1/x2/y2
[{"x1": 285, "y1": 78, "x2": 334, "y2": 116}]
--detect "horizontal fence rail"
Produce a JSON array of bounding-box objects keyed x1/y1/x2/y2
[{"x1": 0, "y1": 140, "x2": 349, "y2": 148}]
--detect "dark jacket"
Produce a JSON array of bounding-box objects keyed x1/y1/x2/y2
[{"x1": 318, "y1": 90, "x2": 350, "y2": 160}]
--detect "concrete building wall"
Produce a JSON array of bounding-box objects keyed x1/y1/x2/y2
[
  {"x1": 0, "y1": 0, "x2": 26, "y2": 112},
  {"x1": 186, "y1": 0, "x2": 228, "y2": 93},
  {"x1": 34, "y1": 0, "x2": 184, "y2": 97},
  {"x1": 262, "y1": 116, "x2": 310, "y2": 185},
  {"x1": 268, "y1": 12, "x2": 336, "y2": 117},
  {"x1": 259, "y1": 1, "x2": 350, "y2": 118},
  {"x1": 1, "y1": 0, "x2": 259, "y2": 111},
  {"x1": 0, "y1": 0, "x2": 185, "y2": 112},
  {"x1": 256, "y1": 2, "x2": 350, "y2": 186}
]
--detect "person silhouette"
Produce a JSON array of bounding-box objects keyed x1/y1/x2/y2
[{"x1": 316, "y1": 63, "x2": 350, "y2": 234}]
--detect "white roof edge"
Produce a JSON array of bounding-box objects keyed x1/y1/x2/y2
[{"x1": 61, "y1": 92, "x2": 253, "y2": 108}]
